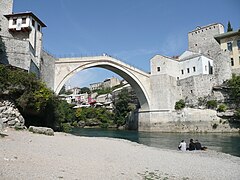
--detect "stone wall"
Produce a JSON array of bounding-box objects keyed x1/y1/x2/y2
[
  {"x1": 150, "y1": 74, "x2": 181, "y2": 110},
  {"x1": 139, "y1": 108, "x2": 239, "y2": 132},
  {"x1": 0, "y1": 100, "x2": 25, "y2": 131},
  {"x1": 232, "y1": 68, "x2": 240, "y2": 75},
  {"x1": 178, "y1": 74, "x2": 216, "y2": 106},
  {"x1": 1, "y1": 36, "x2": 33, "y2": 70},
  {"x1": 40, "y1": 50, "x2": 56, "y2": 90}
]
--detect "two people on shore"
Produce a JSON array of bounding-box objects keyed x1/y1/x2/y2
[{"x1": 178, "y1": 139, "x2": 207, "y2": 151}]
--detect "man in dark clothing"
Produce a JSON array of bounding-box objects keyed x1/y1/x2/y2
[
  {"x1": 188, "y1": 139, "x2": 195, "y2": 151},
  {"x1": 195, "y1": 139, "x2": 202, "y2": 150}
]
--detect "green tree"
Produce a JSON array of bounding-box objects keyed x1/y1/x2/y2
[
  {"x1": 0, "y1": 35, "x2": 8, "y2": 64},
  {"x1": 59, "y1": 84, "x2": 67, "y2": 94},
  {"x1": 114, "y1": 88, "x2": 132, "y2": 127},
  {"x1": 227, "y1": 74, "x2": 240, "y2": 106},
  {"x1": 81, "y1": 87, "x2": 90, "y2": 94},
  {"x1": 0, "y1": 64, "x2": 76, "y2": 131},
  {"x1": 227, "y1": 21, "x2": 233, "y2": 32}
]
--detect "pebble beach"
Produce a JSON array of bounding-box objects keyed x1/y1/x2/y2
[{"x1": 1, "y1": 128, "x2": 240, "y2": 180}]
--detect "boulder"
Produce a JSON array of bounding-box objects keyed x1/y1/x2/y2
[{"x1": 29, "y1": 126, "x2": 54, "y2": 136}]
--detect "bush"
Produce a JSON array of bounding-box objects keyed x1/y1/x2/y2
[
  {"x1": 72, "y1": 121, "x2": 79, "y2": 127},
  {"x1": 217, "y1": 104, "x2": 228, "y2": 112},
  {"x1": 206, "y1": 100, "x2": 217, "y2": 109},
  {"x1": 175, "y1": 99, "x2": 185, "y2": 110},
  {"x1": 235, "y1": 109, "x2": 240, "y2": 119},
  {"x1": 227, "y1": 74, "x2": 240, "y2": 106},
  {"x1": 212, "y1": 123, "x2": 218, "y2": 129},
  {"x1": 61, "y1": 123, "x2": 72, "y2": 133}
]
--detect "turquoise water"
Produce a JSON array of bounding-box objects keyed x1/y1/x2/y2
[{"x1": 71, "y1": 128, "x2": 240, "y2": 157}]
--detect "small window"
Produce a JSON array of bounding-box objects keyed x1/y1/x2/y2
[
  {"x1": 13, "y1": 18, "x2": 17, "y2": 25},
  {"x1": 38, "y1": 24, "x2": 41, "y2": 31},
  {"x1": 227, "y1": 42, "x2": 232, "y2": 51},
  {"x1": 181, "y1": 70, "x2": 184, "y2": 74},
  {"x1": 205, "y1": 65, "x2": 207, "y2": 71},
  {"x1": 193, "y1": 66, "x2": 196, "y2": 72},
  {"x1": 237, "y1": 40, "x2": 240, "y2": 49},
  {"x1": 177, "y1": 77, "x2": 179, "y2": 80},
  {"x1": 32, "y1": 19, "x2": 35, "y2": 27},
  {"x1": 22, "y1": 17, "x2": 26, "y2": 24},
  {"x1": 190, "y1": 90, "x2": 193, "y2": 93},
  {"x1": 195, "y1": 44, "x2": 197, "y2": 46},
  {"x1": 187, "y1": 68, "x2": 190, "y2": 73},
  {"x1": 157, "y1": 67, "x2": 160, "y2": 72},
  {"x1": 231, "y1": 58, "x2": 234, "y2": 66}
]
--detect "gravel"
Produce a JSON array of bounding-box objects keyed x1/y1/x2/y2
[{"x1": 1, "y1": 128, "x2": 240, "y2": 180}]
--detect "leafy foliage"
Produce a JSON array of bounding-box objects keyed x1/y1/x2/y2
[
  {"x1": 227, "y1": 21, "x2": 233, "y2": 32},
  {"x1": 227, "y1": 74, "x2": 240, "y2": 106},
  {"x1": 235, "y1": 109, "x2": 240, "y2": 119},
  {"x1": 175, "y1": 99, "x2": 185, "y2": 110},
  {"x1": 206, "y1": 100, "x2": 217, "y2": 109},
  {"x1": 114, "y1": 88, "x2": 133, "y2": 127},
  {"x1": 0, "y1": 64, "x2": 76, "y2": 131},
  {"x1": 93, "y1": 87, "x2": 111, "y2": 95},
  {"x1": 59, "y1": 84, "x2": 67, "y2": 94},
  {"x1": 81, "y1": 87, "x2": 90, "y2": 94},
  {"x1": 0, "y1": 35, "x2": 8, "y2": 64},
  {"x1": 75, "y1": 107, "x2": 115, "y2": 127},
  {"x1": 217, "y1": 104, "x2": 228, "y2": 112}
]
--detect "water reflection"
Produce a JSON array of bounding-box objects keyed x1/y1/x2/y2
[{"x1": 71, "y1": 128, "x2": 240, "y2": 157}]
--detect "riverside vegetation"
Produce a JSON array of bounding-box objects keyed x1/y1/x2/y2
[{"x1": 0, "y1": 64, "x2": 134, "y2": 132}]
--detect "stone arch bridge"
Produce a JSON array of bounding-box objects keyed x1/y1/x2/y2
[
  {"x1": 54, "y1": 56, "x2": 151, "y2": 111},
  {"x1": 54, "y1": 56, "x2": 177, "y2": 131}
]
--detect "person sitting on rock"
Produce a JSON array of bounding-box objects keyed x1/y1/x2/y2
[
  {"x1": 178, "y1": 140, "x2": 186, "y2": 151},
  {"x1": 188, "y1": 139, "x2": 196, "y2": 151},
  {"x1": 195, "y1": 139, "x2": 202, "y2": 150}
]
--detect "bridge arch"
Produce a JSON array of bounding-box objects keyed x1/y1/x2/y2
[{"x1": 54, "y1": 56, "x2": 150, "y2": 110}]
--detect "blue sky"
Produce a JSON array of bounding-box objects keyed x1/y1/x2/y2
[{"x1": 14, "y1": 0, "x2": 240, "y2": 88}]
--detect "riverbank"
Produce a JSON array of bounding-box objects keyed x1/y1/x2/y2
[{"x1": 1, "y1": 129, "x2": 240, "y2": 179}]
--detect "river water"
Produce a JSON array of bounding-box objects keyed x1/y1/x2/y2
[{"x1": 71, "y1": 128, "x2": 240, "y2": 157}]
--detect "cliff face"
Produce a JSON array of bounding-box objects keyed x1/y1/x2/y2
[{"x1": 0, "y1": 100, "x2": 25, "y2": 131}]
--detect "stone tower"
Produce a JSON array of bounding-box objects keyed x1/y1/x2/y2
[
  {"x1": 188, "y1": 23, "x2": 232, "y2": 85},
  {"x1": 0, "y1": 0, "x2": 47, "y2": 76},
  {"x1": 0, "y1": 0, "x2": 13, "y2": 37}
]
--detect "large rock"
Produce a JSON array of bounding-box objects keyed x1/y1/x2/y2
[
  {"x1": 0, "y1": 100, "x2": 25, "y2": 130},
  {"x1": 29, "y1": 126, "x2": 54, "y2": 136}
]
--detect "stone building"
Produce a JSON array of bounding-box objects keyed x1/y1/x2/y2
[
  {"x1": 0, "y1": 0, "x2": 46, "y2": 76},
  {"x1": 151, "y1": 51, "x2": 213, "y2": 80},
  {"x1": 188, "y1": 23, "x2": 232, "y2": 85},
  {"x1": 0, "y1": 0, "x2": 56, "y2": 89},
  {"x1": 90, "y1": 77, "x2": 120, "y2": 91},
  {"x1": 150, "y1": 23, "x2": 233, "y2": 107},
  {"x1": 214, "y1": 30, "x2": 240, "y2": 74}
]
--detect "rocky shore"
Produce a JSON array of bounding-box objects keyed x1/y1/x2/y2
[{"x1": 1, "y1": 128, "x2": 240, "y2": 180}]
